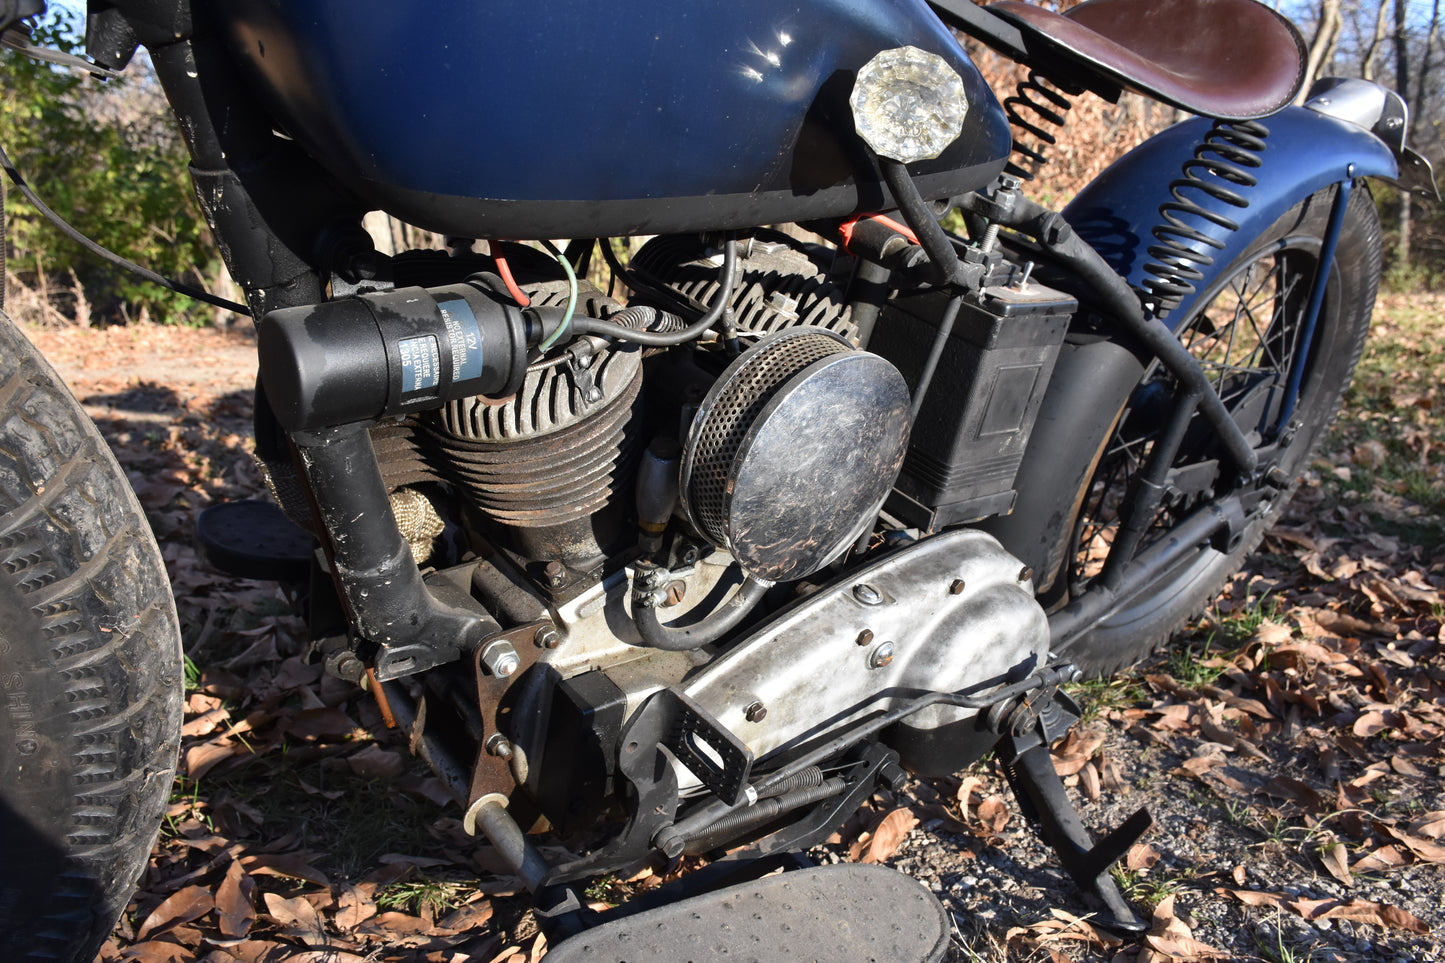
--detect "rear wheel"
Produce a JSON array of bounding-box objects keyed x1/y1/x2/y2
[
  {"x1": 0, "y1": 308, "x2": 184, "y2": 962},
  {"x1": 1054, "y1": 185, "x2": 1380, "y2": 675}
]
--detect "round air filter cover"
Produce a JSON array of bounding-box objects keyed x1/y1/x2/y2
[{"x1": 680, "y1": 329, "x2": 911, "y2": 583}]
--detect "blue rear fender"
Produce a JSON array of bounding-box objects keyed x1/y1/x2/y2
[{"x1": 1060, "y1": 106, "x2": 1398, "y2": 330}]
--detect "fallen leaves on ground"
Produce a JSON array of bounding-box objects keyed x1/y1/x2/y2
[{"x1": 25, "y1": 294, "x2": 1445, "y2": 962}]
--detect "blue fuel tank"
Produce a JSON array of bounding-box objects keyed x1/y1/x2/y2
[{"x1": 217, "y1": 0, "x2": 1011, "y2": 239}]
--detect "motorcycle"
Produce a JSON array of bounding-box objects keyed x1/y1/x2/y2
[{"x1": 0, "y1": 0, "x2": 1437, "y2": 959}]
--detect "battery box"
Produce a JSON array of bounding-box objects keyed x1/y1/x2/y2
[{"x1": 869, "y1": 282, "x2": 1076, "y2": 531}]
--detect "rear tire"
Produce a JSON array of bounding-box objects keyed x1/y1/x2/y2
[
  {"x1": 1052, "y1": 185, "x2": 1380, "y2": 675},
  {"x1": 0, "y1": 309, "x2": 184, "y2": 962}
]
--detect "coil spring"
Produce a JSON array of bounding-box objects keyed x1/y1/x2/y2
[
  {"x1": 1141, "y1": 119, "x2": 1269, "y2": 315},
  {"x1": 1003, "y1": 70, "x2": 1077, "y2": 180}
]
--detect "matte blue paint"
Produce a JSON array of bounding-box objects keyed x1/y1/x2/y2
[
  {"x1": 217, "y1": 0, "x2": 1011, "y2": 237},
  {"x1": 1061, "y1": 107, "x2": 1397, "y2": 330}
]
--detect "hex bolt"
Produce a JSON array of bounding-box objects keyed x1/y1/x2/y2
[
  {"x1": 869, "y1": 641, "x2": 896, "y2": 669},
  {"x1": 744, "y1": 701, "x2": 768, "y2": 723},
  {"x1": 533, "y1": 625, "x2": 560, "y2": 649},
  {"x1": 949, "y1": 579, "x2": 967, "y2": 596},
  {"x1": 1018, "y1": 565, "x2": 1034, "y2": 583},
  {"x1": 485, "y1": 733, "x2": 513, "y2": 759},
  {"x1": 544, "y1": 560, "x2": 567, "y2": 589},
  {"x1": 856, "y1": 628, "x2": 875, "y2": 647},
  {"x1": 481, "y1": 639, "x2": 521, "y2": 678},
  {"x1": 681, "y1": 546, "x2": 700, "y2": 565},
  {"x1": 654, "y1": 827, "x2": 685, "y2": 859},
  {"x1": 853, "y1": 583, "x2": 884, "y2": 606}
]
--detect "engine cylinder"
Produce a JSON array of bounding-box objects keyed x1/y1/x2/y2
[{"x1": 427, "y1": 342, "x2": 644, "y2": 566}]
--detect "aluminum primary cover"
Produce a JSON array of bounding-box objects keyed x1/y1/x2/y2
[{"x1": 680, "y1": 329, "x2": 912, "y2": 583}]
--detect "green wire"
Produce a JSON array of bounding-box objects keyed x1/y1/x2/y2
[{"x1": 538, "y1": 240, "x2": 578, "y2": 351}]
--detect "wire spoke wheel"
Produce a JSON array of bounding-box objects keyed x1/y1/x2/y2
[
  {"x1": 1049, "y1": 185, "x2": 1381, "y2": 676},
  {"x1": 1072, "y1": 246, "x2": 1313, "y2": 591}
]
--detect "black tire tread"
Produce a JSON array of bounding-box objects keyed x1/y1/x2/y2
[{"x1": 0, "y1": 310, "x2": 183, "y2": 963}]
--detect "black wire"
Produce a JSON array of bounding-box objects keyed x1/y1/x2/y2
[
  {"x1": 0, "y1": 140, "x2": 252, "y2": 316},
  {"x1": 570, "y1": 239, "x2": 739, "y2": 347}
]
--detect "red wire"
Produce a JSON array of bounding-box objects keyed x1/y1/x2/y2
[{"x1": 492, "y1": 243, "x2": 531, "y2": 307}]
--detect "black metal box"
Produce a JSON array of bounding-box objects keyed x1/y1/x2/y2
[{"x1": 870, "y1": 282, "x2": 1076, "y2": 530}]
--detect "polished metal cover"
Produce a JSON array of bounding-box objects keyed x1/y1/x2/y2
[{"x1": 680, "y1": 329, "x2": 911, "y2": 582}]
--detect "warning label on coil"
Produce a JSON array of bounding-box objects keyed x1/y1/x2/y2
[
  {"x1": 399, "y1": 335, "x2": 441, "y2": 394},
  {"x1": 438, "y1": 298, "x2": 485, "y2": 384}
]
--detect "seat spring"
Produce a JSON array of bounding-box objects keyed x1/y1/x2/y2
[{"x1": 1002, "y1": 70, "x2": 1078, "y2": 180}]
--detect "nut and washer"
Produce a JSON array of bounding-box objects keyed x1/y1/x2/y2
[
  {"x1": 744, "y1": 701, "x2": 768, "y2": 723},
  {"x1": 485, "y1": 733, "x2": 513, "y2": 759},
  {"x1": 853, "y1": 583, "x2": 884, "y2": 605},
  {"x1": 868, "y1": 641, "x2": 896, "y2": 669},
  {"x1": 533, "y1": 625, "x2": 561, "y2": 649},
  {"x1": 480, "y1": 639, "x2": 521, "y2": 678}
]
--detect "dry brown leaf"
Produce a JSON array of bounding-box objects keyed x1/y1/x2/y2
[
  {"x1": 975, "y1": 796, "x2": 1011, "y2": 835},
  {"x1": 1409, "y1": 813, "x2": 1445, "y2": 839},
  {"x1": 1382, "y1": 824, "x2": 1445, "y2": 864},
  {"x1": 239, "y1": 852, "x2": 332, "y2": 887},
  {"x1": 1254, "y1": 620, "x2": 1293, "y2": 646},
  {"x1": 1141, "y1": 894, "x2": 1225, "y2": 961},
  {"x1": 1353, "y1": 845, "x2": 1408, "y2": 874},
  {"x1": 346, "y1": 743, "x2": 408, "y2": 780},
  {"x1": 1352, "y1": 709, "x2": 1402, "y2": 738},
  {"x1": 1126, "y1": 843, "x2": 1161, "y2": 872},
  {"x1": 860, "y1": 807, "x2": 918, "y2": 864},
  {"x1": 263, "y1": 892, "x2": 329, "y2": 947},
  {"x1": 118, "y1": 943, "x2": 193, "y2": 963},
  {"x1": 334, "y1": 884, "x2": 378, "y2": 932},
  {"x1": 1320, "y1": 841, "x2": 1353, "y2": 886},
  {"x1": 183, "y1": 740, "x2": 247, "y2": 781},
  {"x1": 956, "y1": 775, "x2": 984, "y2": 813},
  {"x1": 135, "y1": 884, "x2": 215, "y2": 941},
  {"x1": 436, "y1": 900, "x2": 495, "y2": 935},
  {"x1": 1050, "y1": 728, "x2": 1106, "y2": 776},
  {"x1": 214, "y1": 861, "x2": 255, "y2": 941},
  {"x1": 1285, "y1": 897, "x2": 1430, "y2": 934},
  {"x1": 1218, "y1": 888, "x2": 1283, "y2": 908},
  {"x1": 1262, "y1": 776, "x2": 1322, "y2": 809}
]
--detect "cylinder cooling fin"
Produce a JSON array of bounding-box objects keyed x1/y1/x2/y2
[
  {"x1": 680, "y1": 328, "x2": 912, "y2": 583},
  {"x1": 629, "y1": 232, "x2": 858, "y2": 344}
]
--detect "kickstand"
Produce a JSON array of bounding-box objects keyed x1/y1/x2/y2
[{"x1": 997, "y1": 716, "x2": 1152, "y2": 938}]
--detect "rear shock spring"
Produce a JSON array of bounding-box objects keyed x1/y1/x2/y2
[
  {"x1": 1141, "y1": 119, "x2": 1269, "y2": 316},
  {"x1": 1002, "y1": 70, "x2": 1078, "y2": 180}
]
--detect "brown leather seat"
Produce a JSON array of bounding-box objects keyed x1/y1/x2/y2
[{"x1": 989, "y1": 0, "x2": 1307, "y2": 119}]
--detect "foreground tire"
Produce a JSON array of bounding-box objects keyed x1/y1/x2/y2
[
  {"x1": 1049, "y1": 186, "x2": 1380, "y2": 675},
  {"x1": 0, "y1": 309, "x2": 184, "y2": 962}
]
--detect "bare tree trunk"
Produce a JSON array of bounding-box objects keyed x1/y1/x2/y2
[
  {"x1": 1303, "y1": 0, "x2": 1344, "y2": 92},
  {"x1": 1395, "y1": 0, "x2": 1413, "y2": 266},
  {"x1": 1362, "y1": 0, "x2": 1392, "y2": 79},
  {"x1": 1414, "y1": 0, "x2": 1441, "y2": 135}
]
